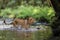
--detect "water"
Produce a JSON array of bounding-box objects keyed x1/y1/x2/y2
[
  {"x1": 0, "y1": 24, "x2": 52, "y2": 40},
  {"x1": 5, "y1": 18, "x2": 13, "y2": 24},
  {"x1": 0, "y1": 24, "x2": 46, "y2": 31}
]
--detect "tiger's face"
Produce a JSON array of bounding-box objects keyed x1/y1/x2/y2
[{"x1": 28, "y1": 17, "x2": 36, "y2": 24}]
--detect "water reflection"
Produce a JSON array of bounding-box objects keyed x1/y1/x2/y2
[{"x1": 0, "y1": 24, "x2": 52, "y2": 40}]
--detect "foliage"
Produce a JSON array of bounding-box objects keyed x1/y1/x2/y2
[
  {"x1": 0, "y1": 0, "x2": 51, "y2": 9},
  {"x1": 0, "y1": 5, "x2": 55, "y2": 22},
  {"x1": 1, "y1": 8, "x2": 15, "y2": 18}
]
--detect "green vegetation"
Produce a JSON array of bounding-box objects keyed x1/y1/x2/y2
[
  {"x1": 0, "y1": 0, "x2": 51, "y2": 8},
  {"x1": 0, "y1": 0, "x2": 55, "y2": 40},
  {"x1": 0, "y1": 5, "x2": 55, "y2": 22}
]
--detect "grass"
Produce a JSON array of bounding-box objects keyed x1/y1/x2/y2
[{"x1": 0, "y1": 25, "x2": 52, "y2": 40}]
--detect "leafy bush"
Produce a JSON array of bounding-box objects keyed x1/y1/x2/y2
[
  {"x1": 32, "y1": 6, "x2": 55, "y2": 22},
  {"x1": 0, "y1": 5, "x2": 55, "y2": 22}
]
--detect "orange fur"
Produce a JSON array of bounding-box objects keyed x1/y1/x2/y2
[{"x1": 12, "y1": 17, "x2": 35, "y2": 29}]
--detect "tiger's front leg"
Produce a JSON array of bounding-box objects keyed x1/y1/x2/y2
[{"x1": 24, "y1": 24, "x2": 30, "y2": 30}]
